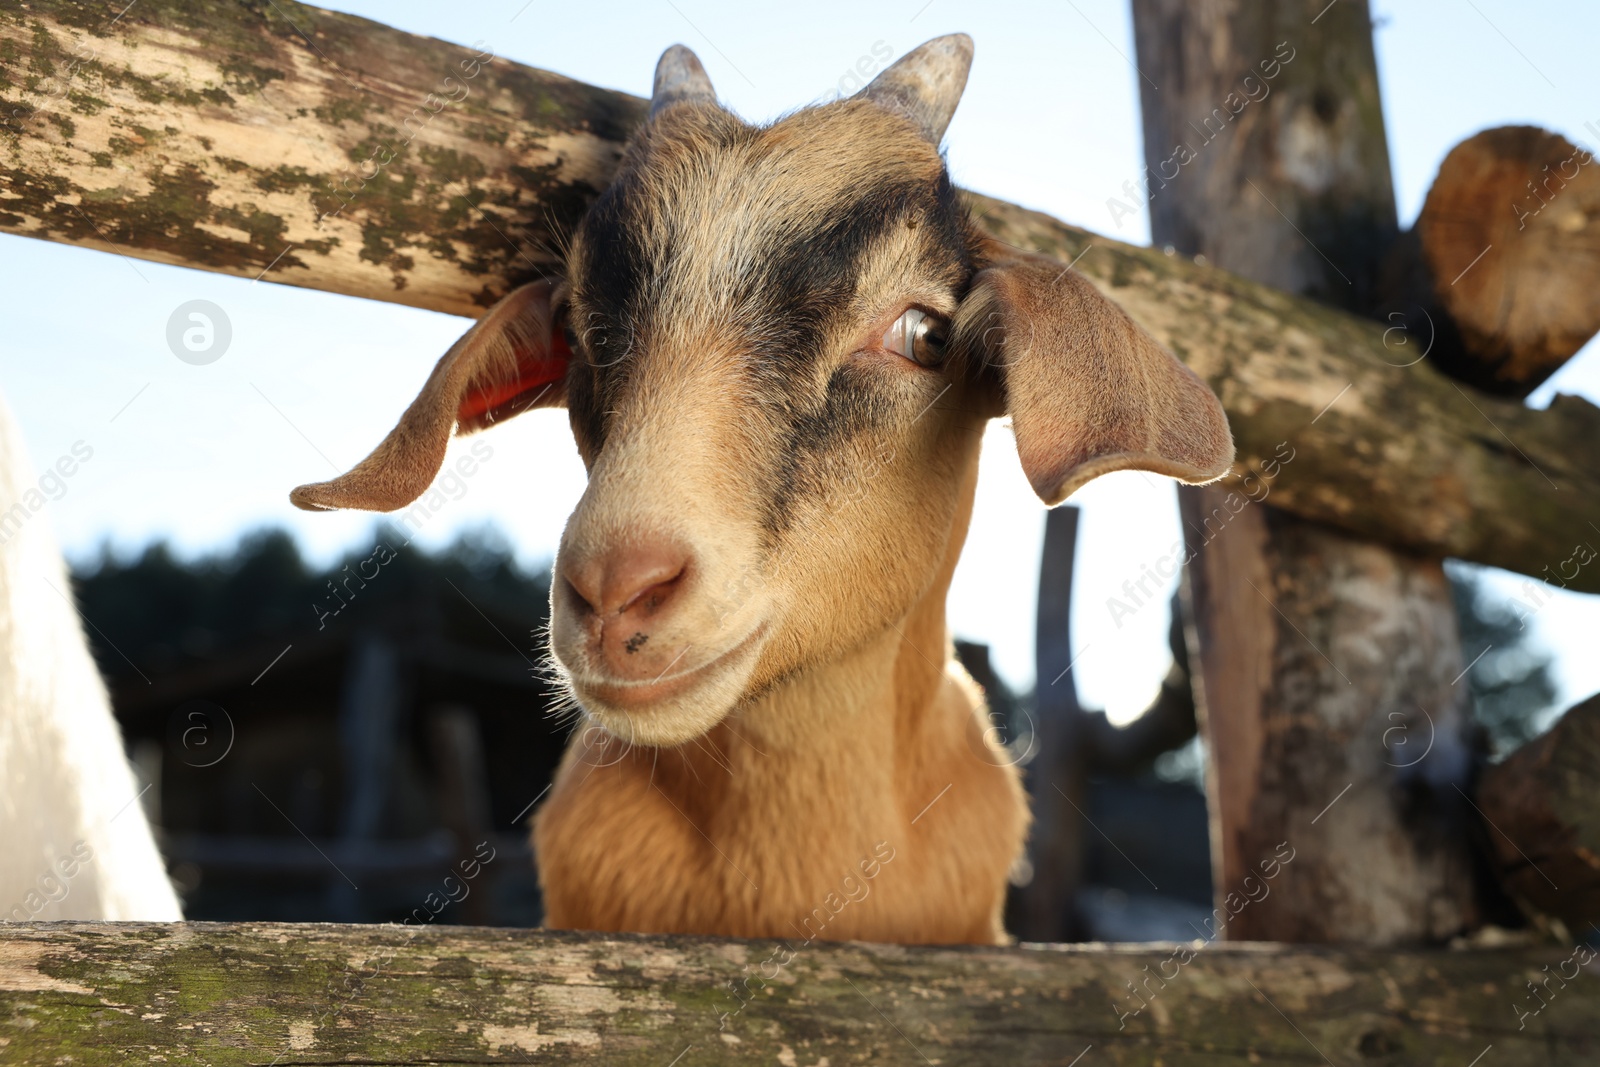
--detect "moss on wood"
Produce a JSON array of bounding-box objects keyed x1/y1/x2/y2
[
  {"x1": 0, "y1": 0, "x2": 642, "y2": 314},
  {"x1": 1, "y1": 922, "x2": 1598, "y2": 1064}
]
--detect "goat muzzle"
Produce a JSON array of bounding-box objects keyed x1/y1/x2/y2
[{"x1": 556, "y1": 537, "x2": 698, "y2": 682}]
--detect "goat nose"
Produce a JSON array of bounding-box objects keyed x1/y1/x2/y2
[{"x1": 562, "y1": 541, "x2": 690, "y2": 619}]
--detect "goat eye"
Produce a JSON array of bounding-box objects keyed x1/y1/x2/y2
[{"x1": 880, "y1": 308, "x2": 947, "y2": 368}]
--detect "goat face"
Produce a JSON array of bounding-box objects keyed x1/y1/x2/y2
[
  {"x1": 548, "y1": 58, "x2": 981, "y2": 742},
  {"x1": 290, "y1": 36, "x2": 1234, "y2": 747}
]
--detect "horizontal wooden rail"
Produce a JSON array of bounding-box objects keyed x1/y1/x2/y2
[
  {"x1": 2, "y1": 922, "x2": 1599, "y2": 1064},
  {"x1": 3, "y1": 1, "x2": 1599, "y2": 589}
]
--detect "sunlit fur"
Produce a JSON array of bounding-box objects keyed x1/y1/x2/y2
[
  {"x1": 534, "y1": 94, "x2": 1028, "y2": 943},
  {"x1": 292, "y1": 40, "x2": 1232, "y2": 946}
]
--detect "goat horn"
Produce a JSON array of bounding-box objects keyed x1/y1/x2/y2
[
  {"x1": 651, "y1": 44, "x2": 717, "y2": 119},
  {"x1": 858, "y1": 34, "x2": 973, "y2": 144}
]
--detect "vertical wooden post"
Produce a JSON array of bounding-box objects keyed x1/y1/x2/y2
[
  {"x1": 1130, "y1": 0, "x2": 1397, "y2": 313},
  {"x1": 1014, "y1": 506, "x2": 1087, "y2": 941},
  {"x1": 328, "y1": 636, "x2": 404, "y2": 919},
  {"x1": 1131, "y1": 0, "x2": 1483, "y2": 943},
  {"x1": 429, "y1": 705, "x2": 498, "y2": 926}
]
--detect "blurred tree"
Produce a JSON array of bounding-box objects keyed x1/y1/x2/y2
[
  {"x1": 71, "y1": 526, "x2": 552, "y2": 684},
  {"x1": 1449, "y1": 566, "x2": 1559, "y2": 758}
]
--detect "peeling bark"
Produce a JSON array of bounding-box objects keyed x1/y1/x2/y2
[
  {"x1": 0, "y1": 0, "x2": 641, "y2": 317},
  {"x1": 2, "y1": 1, "x2": 1598, "y2": 590},
  {"x1": 1, "y1": 922, "x2": 1598, "y2": 1064}
]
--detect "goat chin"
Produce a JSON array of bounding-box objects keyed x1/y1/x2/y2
[
  {"x1": 562, "y1": 623, "x2": 768, "y2": 747},
  {"x1": 0, "y1": 394, "x2": 182, "y2": 922}
]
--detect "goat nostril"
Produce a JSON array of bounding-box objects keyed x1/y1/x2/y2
[
  {"x1": 562, "y1": 573, "x2": 600, "y2": 616},
  {"x1": 615, "y1": 562, "x2": 686, "y2": 617},
  {"x1": 561, "y1": 541, "x2": 692, "y2": 620}
]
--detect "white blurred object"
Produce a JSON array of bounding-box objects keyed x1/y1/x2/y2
[{"x1": 0, "y1": 394, "x2": 181, "y2": 921}]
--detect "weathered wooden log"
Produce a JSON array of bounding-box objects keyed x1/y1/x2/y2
[
  {"x1": 1134, "y1": 0, "x2": 1483, "y2": 944},
  {"x1": 1379, "y1": 126, "x2": 1600, "y2": 397},
  {"x1": 4, "y1": 0, "x2": 1600, "y2": 590},
  {"x1": 3, "y1": 921, "x2": 1599, "y2": 1064},
  {"x1": 1180, "y1": 498, "x2": 1484, "y2": 942},
  {"x1": 1478, "y1": 693, "x2": 1600, "y2": 930},
  {"x1": 1128, "y1": 0, "x2": 1400, "y2": 315},
  {"x1": 971, "y1": 193, "x2": 1600, "y2": 594},
  {"x1": 0, "y1": 0, "x2": 640, "y2": 317}
]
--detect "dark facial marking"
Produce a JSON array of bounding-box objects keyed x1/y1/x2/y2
[
  {"x1": 565, "y1": 173, "x2": 654, "y2": 455},
  {"x1": 564, "y1": 110, "x2": 974, "y2": 536},
  {"x1": 754, "y1": 171, "x2": 971, "y2": 535}
]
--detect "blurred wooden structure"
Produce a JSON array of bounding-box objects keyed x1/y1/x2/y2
[
  {"x1": 75, "y1": 534, "x2": 562, "y2": 926},
  {"x1": 1013, "y1": 509, "x2": 1208, "y2": 941},
  {"x1": 1479, "y1": 694, "x2": 1600, "y2": 929}
]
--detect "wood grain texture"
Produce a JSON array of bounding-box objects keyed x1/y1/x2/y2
[
  {"x1": 1478, "y1": 693, "x2": 1600, "y2": 929},
  {"x1": 2, "y1": 1, "x2": 1599, "y2": 588},
  {"x1": 2, "y1": 921, "x2": 1599, "y2": 1064},
  {"x1": 1387, "y1": 126, "x2": 1600, "y2": 397}
]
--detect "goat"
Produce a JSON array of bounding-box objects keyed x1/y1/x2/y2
[
  {"x1": 291, "y1": 36, "x2": 1233, "y2": 944},
  {"x1": 0, "y1": 395, "x2": 181, "y2": 922}
]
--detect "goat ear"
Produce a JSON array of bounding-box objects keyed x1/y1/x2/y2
[
  {"x1": 953, "y1": 255, "x2": 1234, "y2": 505},
  {"x1": 651, "y1": 44, "x2": 717, "y2": 118},
  {"x1": 289, "y1": 280, "x2": 570, "y2": 513},
  {"x1": 858, "y1": 34, "x2": 973, "y2": 143}
]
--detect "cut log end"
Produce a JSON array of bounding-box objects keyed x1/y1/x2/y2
[
  {"x1": 1477, "y1": 692, "x2": 1600, "y2": 929},
  {"x1": 1409, "y1": 125, "x2": 1600, "y2": 397}
]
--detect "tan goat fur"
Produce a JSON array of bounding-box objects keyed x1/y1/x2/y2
[{"x1": 292, "y1": 36, "x2": 1233, "y2": 945}]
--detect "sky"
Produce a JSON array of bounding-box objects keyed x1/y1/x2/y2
[{"x1": 1, "y1": 0, "x2": 1597, "y2": 720}]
